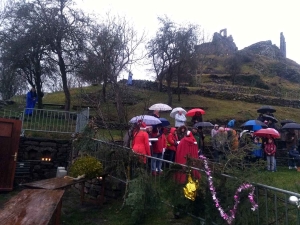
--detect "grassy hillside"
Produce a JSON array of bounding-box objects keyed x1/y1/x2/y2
[{"x1": 8, "y1": 84, "x2": 300, "y2": 127}]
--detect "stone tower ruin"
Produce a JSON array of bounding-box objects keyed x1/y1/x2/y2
[
  {"x1": 280, "y1": 32, "x2": 286, "y2": 58},
  {"x1": 219, "y1": 28, "x2": 227, "y2": 37}
]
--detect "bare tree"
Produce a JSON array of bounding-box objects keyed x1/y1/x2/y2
[
  {"x1": 0, "y1": 1, "x2": 57, "y2": 108},
  {"x1": 225, "y1": 53, "x2": 242, "y2": 85},
  {"x1": 147, "y1": 17, "x2": 202, "y2": 105},
  {"x1": 0, "y1": 61, "x2": 27, "y2": 100},
  {"x1": 33, "y1": 0, "x2": 88, "y2": 111},
  {"x1": 84, "y1": 14, "x2": 145, "y2": 122}
]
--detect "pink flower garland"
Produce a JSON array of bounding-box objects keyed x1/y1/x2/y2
[{"x1": 199, "y1": 155, "x2": 258, "y2": 224}]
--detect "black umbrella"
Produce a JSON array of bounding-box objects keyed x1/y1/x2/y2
[
  {"x1": 193, "y1": 122, "x2": 214, "y2": 128},
  {"x1": 280, "y1": 119, "x2": 295, "y2": 126},
  {"x1": 282, "y1": 123, "x2": 300, "y2": 130},
  {"x1": 262, "y1": 114, "x2": 278, "y2": 123},
  {"x1": 257, "y1": 105, "x2": 276, "y2": 114}
]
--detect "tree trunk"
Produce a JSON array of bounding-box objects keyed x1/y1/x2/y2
[
  {"x1": 34, "y1": 61, "x2": 43, "y2": 109},
  {"x1": 102, "y1": 81, "x2": 107, "y2": 102},
  {"x1": 159, "y1": 78, "x2": 163, "y2": 92},
  {"x1": 35, "y1": 74, "x2": 43, "y2": 109},
  {"x1": 113, "y1": 83, "x2": 125, "y2": 123},
  {"x1": 57, "y1": 52, "x2": 71, "y2": 111},
  {"x1": 177, "y1": 77, "x2": 181, "y2": 102},
  {"x1": 166, "y1": 80, "x2": 172, "y2": 106}
]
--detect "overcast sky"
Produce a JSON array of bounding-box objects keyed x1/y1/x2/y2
[{"x1": 77, "y1": 0, "x2": 300, "y2": 80}]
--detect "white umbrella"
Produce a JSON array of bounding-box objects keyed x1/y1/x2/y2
[
  {"x1": 149, "y1": 103, "x2": 172, "y2": 111},
  {"x1": 129, "y1": 115, "x2": 162, "y2": 125},
  {"x1": 170, "y1": 107, "x2": 187, "y2": 118}
]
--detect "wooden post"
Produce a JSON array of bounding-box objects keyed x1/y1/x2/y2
[
  {"x1": 54, "y1": 199, "x2": 63, "y2": 225},
  {"x1": 80, "y1": 180, "x2": 85, "y2": 205}
]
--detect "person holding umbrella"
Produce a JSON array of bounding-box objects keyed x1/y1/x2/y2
[
  {"x1": 191, "y1": 112, "x2": 203, "y2": 125},
  {"x1": 132, "y1": 122, "x2": 151, "y2": 164},
  {"x1": 175, "y1": 110, "x2": 186, "y2": 128},
  {"x1": 264, "y1": 137, "x2": 276, "y2": 172},
  {"x1": 152, "y1": 110, "x2": 160, "y2": 118},
  {"x1": 285, "y1": 129, "x2": 299, "y2": 170}
]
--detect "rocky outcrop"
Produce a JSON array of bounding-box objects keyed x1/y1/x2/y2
[
  {"x1": 195, "y1": 32, "x2": 238, "y2": 56},
  {"x1": 241, "y1": 41, "x2": 283, "y2": 60}
]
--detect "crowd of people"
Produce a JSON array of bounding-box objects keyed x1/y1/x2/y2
[{"x1": 128, "y1": 108, "x2": 300, "y2": 178}]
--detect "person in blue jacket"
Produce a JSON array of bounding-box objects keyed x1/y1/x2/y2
[{"x1": 25, "y1": 86, "x2": 38, "y2": 116}]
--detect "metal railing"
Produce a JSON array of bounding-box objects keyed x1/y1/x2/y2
[
  {"x1": 21, "y1": 108, "x2": 89, "y2": 134},
  {"x1": 0, "y1": 108, "x2": 89, "y2": 134},
  {"x1": 86, "y1": 139, "x2": 300, "y2": 225},
  {"x1": 0, "y1": 109, "x2": 22, "y2": 120}
]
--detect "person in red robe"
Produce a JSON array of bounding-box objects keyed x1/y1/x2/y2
[
  {"x1": 132, "y1": 122, "x2": 151, "y2": 164},
  {"x1": 174, "y1": 130, "x2": 201, "y2": 184}
]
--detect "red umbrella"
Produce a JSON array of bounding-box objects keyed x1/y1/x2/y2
[
  {"x1": 253, "y1": 128, "x2": 280, "y2": 139},
  {"x1": 186, "y1": 108, "x2": 206, "y2": 117}
]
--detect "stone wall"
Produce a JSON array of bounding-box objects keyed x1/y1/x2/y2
[
  {"x1": 73, "y1": 176, "x2": 125, "y2": 201},
  {"x1": 17, "y1": 137, "x2": 124, "y2": 200},
  {"x1": 18, "y1": 137, "x2": 72, "y2": 181}
]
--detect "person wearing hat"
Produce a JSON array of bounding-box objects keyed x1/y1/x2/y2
[
  {"x1": 174, "y1": 130, "x2": 200, "y2": 184},
  {"x1": 227, "y1": 119, "x2": 235, "y2": 128},
  {"x1": 132, "y1": 122, "x2": 151, "y2": 164},
  {"x1": 211, "y1": 124, "x2": 219, "y2": 138},
  {"x1": 212, "y1": 127, "x2": 228, "y2": 162}
]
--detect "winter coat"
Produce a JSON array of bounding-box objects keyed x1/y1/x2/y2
[
  {"x1": 252, "y1": 143, "x2": 263, "y2": 158},
  {"x1": 211, "y1": 128, "x2": 218, "y2": 138},
  {"x1": 132, "y1": 130, "x2": 151, "y2": 163},
  {"x1": 212, "y1": 132, "x2": 228, "y2": 152},
  {"x1": 227, "y1": 129, "x2": 239, "y2": 151},
  {"x1": 174, "y1": 133, "x2": 200, "y2": 184},
  {"x1": 191, "y1": 115, "x2": 202, "y2": 124},
  {"x1": 151, "y1": 131, "x2": 167, "y2": 154},
  {"x1": 25, "y1": 90, "x2": 38, "y2": 115},
  {"x1": 264, "y1": 143, "x2": 276, "y2": 156},
  {"x1": 167, "y1": 127, "x2": 178, "y2": 152},
  {"x1": 285, "y1": 132, "x2": 298, "y2": 150},
  {"x1": 175, "y1": 113, "x2": 186, "y2": 127}
]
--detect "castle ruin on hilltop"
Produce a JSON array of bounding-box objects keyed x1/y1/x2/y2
[
  {"x1": 195, "y1": 29, "x2": 287, "y2": 59},
  {"x1": 280, "y1": 32, "x2": 286, "y2": 58}
]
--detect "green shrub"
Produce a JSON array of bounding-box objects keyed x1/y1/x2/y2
[{"x1": 69, "y1": 156, "x2": 103, "y2": 179}]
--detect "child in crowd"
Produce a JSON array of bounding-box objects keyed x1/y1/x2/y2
[{"x1": 264, "y1": 138, "x2": 276, "y2": 172}]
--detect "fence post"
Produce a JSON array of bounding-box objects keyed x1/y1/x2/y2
[{"x1": 21, "y1": 109, "x2": 25, "y2": 136}]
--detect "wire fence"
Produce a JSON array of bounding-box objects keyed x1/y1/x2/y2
[
  {"x1": 87, "y1": 139, "x2": 300, "y2": 225},
  {"x1": 0, "y1": 107, "x2": 89, "y2": 134}
]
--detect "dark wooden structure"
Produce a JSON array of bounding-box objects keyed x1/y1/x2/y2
[
  {"x1": 0, "y1": 189, "x2": 64, "y2": 225},
  {"x1": 23, "y1": 175, "x2": 108, "y2": 205},
  {"x1": 0, "y1": 118, "x2": 22, "y2": 191}
]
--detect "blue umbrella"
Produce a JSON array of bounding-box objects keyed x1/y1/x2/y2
[
  {"x1": 241, "y1": 120, "x2": 267, "y2": 131},
  {"x1": 158, "y1": 118, "x2": 170, "y2": 127}
]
